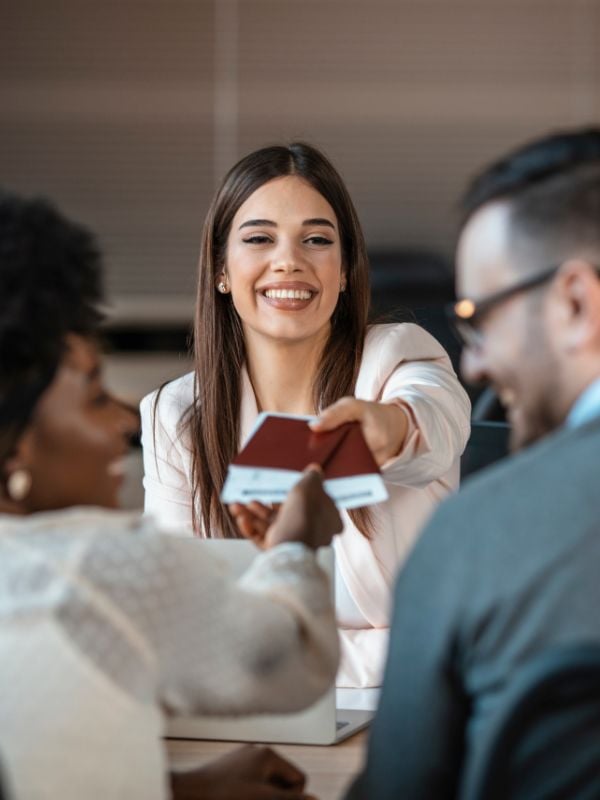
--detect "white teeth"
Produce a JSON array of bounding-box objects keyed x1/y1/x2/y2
[
  {"x1": 264, "y1": 288, "x2": 312, "y2": 300},
  {"x1": 107, "y1": 457, "x2": 127, "y2": 477}
]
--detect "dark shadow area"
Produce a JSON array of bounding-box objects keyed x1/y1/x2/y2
[
  {"x1": 461, "y1": 421, "x2": 510, "y2": 480},
  {"x1": 368, "y1": 249, "x2": 461, "y2": 376},
  {"x1": 103, "y1": 326, "x2": 192, "y2": 353}
]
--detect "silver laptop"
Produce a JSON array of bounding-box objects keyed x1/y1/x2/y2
[{"x1": 165, "y1": 539, "x2": 374, "y2": 745}]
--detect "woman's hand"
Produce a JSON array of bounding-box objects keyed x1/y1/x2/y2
[
  {"x1": 310, "y1": 397, "x2": 408, "y2": 466},
  {"x1": 229, "y1": 465, "x2": 342, "y2": 551},
  {"x1": 229, "y1": 499, "x2": 276, "y2": 546},
  {"x1": 170, "y1": 743, "x2": 317, "y2": 799}
]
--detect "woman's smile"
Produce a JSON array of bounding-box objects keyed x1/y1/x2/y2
[{"x1": 258, "y1": 280, "x2": 319, "y2": 311}]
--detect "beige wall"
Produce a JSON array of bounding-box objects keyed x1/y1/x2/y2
[{"x1": 2, "y1": 0, "x2": 599, "y2": 321}]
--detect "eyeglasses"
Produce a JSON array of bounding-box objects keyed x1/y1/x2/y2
[{"x1": 446, "y1": 264, "x2": 561, "y2": 350}]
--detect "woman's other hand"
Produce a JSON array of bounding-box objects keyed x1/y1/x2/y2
[
  {"x1": 229, "y1": 499, "x2": 277, "y2": 546},
  {"x1": 229, "y1": 465, "x2": 342, "y2": 551},
  {"x1": 170, "y1": 743, "x2": 317, "y2": 799},
  {"x1": 310, "y1": 397, "x2": 408, "y2": 466}
]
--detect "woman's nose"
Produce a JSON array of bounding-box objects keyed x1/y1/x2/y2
[{"x1": 270, "y1": 240, "x2": 301, "y2": 272}]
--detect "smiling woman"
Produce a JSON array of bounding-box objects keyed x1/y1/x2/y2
[
  {"x1": 141, "y1": 142, "x2": 472, "y2": 688},
  {"x1": 3, "y1": 333, "x2": 137, "y2": 513}
]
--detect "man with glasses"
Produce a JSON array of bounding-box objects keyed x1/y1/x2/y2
[{"x1": 346, "y1": 128, "x2": 600, "y2": 798}]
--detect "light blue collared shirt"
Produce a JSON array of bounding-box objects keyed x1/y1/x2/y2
[{"x1": 566, "y1": 377, "x2": 600, "y2": 429}]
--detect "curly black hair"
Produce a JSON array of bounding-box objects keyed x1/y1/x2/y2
[{"x1": 0, "y1": 188, "x2": 105, "y2": 459}]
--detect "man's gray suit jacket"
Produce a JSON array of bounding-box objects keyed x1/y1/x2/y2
[{"x1": 348, "y1": 416, "x2": 600, "y2": 799}]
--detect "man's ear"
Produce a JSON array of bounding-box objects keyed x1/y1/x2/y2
[{"x1": 553, "y1": 260, "x2": 600, "y2": 351}]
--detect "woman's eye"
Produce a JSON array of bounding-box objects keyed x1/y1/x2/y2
[
  {"x1": 243, "y1": 234, "x2": 272, "y2": 245},
  {"x1": 305, "y1": 235, "x2": 333, "y2": 246}
]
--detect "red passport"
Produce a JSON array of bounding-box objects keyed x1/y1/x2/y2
[{"x1": 221, "y1": 413, "x2": 388, "y2": 509}]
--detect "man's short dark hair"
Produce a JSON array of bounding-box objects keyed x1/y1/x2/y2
[
  {"x1": 462, "y1": 128, "x2": 600, "y2": 218},
  {"x1": 460, "y1": 128, "x2": 600, "y2": 271},
  {"x1": 0, "y1": 188, "x2": 105, "y2": 455}
]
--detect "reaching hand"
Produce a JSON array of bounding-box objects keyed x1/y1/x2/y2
[
  {"x1": 229, "y1": 465, "x2": 343, "y2": 551},
  {"x1": 309, "y1": 397, "x2": 408, "y2": 466},
  {"x1": 170, "y1": 744, "x2": 318, "y2": 799}
]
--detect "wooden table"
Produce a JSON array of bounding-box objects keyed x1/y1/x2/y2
[{"x1": 166, "y1": 731, "x2": 367, "y2": 800}]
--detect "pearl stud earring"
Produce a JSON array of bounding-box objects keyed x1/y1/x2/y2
[{"x1": 6, "y1": 469, "x2": 32, "y2": 502}]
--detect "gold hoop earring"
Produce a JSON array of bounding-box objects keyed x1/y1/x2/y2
[{"x1": 6, "y1": 469, "x2": 32, "y2": 502}]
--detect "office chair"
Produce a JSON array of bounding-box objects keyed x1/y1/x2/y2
[
  {"x1": 471, "y1": 386, "x2": 507, "y2": 423},
  {"x1": 460, "y1": 387, "x2": 510, "y2": 479},
  {"x1": 462, "y1": 645, "x2": 600, "y2": 800},
  {"x1": 460, "y1": 420, "x2": 510, "y2": 479}
]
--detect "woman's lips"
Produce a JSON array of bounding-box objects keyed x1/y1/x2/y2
[{"x1": 258, "y1": 284, "x2": 317, "y2": 310}]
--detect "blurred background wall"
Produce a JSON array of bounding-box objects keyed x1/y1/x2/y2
[
  {"x1": 3, "y1": 0, "x2": 597, "y2": 504},
  {"x1": 2, "y1": 0, "x2": 599, "y2": 331}
]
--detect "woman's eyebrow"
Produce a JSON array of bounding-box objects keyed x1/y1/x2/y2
[
  {"x1": 239, "y1": 218, "x2": 276, "y2": 229},
  {"x1": 302, "y1": 217, "x2": 335, "y2": 229},
  {"x1": 238, "y1": 217, "x2": 336, "y2": 230}
]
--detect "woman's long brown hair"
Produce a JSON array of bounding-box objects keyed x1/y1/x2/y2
[{"x1": 184, "y1": 142, "x2": 372, "y2": 538}]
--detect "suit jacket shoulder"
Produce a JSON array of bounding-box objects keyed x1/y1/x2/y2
[{"x1": 436, "y1": 417, "x2": 600, "y2": 537}]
